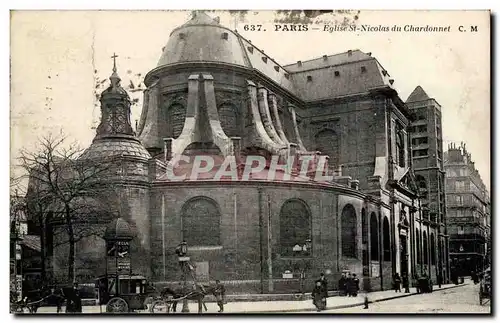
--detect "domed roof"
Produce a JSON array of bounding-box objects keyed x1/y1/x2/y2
[
  {"x1": 156, "y1": 11, "x2": 248, "y2": 67},
  {"x1": 79, "y1": 137, "x2": 151, "y2": 160},
  {"x1": 104, "y1": 217, "x2": 133, "y2": 240}
]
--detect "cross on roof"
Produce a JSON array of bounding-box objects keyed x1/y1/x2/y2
[{"x1": 111, "y1": 53, "x2": 118, "y2": 72}]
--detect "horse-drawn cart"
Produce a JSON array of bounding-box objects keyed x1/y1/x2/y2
[{"x1": 95, "y1": 274, "x2": 151, "y2": 313}]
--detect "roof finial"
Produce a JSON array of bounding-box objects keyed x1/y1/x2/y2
[
  {"x1": 109, "y1": 52, "x2": 121, "y2": 86},
  {"x1": 112, "y1": 52, "x2": 118, "y2": 73}
]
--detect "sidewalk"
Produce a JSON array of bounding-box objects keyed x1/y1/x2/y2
[
  {"x1": 31, "y1": 282, "x2": 467, "y2": 314},
  {"x1": 216, "y1": 282, "x2": 466, "y2": 313}
]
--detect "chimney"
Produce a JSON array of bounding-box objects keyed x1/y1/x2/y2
[
  {"x1": 367, "y1": 52, "x2": 372, "y2": 56},
  {"x1": 297, "y1": 61, "x2": 302, "y2": 67},
  {"x1": 347, "y1": 50, "x2": 353, "y2": 56},
  {"x1": 323, "y1": 55, "x2": 328, "y2": 61}
]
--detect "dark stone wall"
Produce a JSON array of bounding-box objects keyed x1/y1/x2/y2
[{"x1": 149, "y1": 183, "x2": 368, "y2": 293}]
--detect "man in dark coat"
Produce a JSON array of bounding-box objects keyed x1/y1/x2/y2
[
  {"x1": 338, "y1": 274, "x2": 347, "y2": 296},
  {"x1": 213, "y1": 280, "x2": 226, "y2": 313},
  {"x1": 350, "y1": 274, "x2": 360, "y2": 297},
  {"x1": 402, "y1": 274, "x2": 410, "y2": 293},
  {"x1": 393, "y1": 273, "x2": 402, "y2": 292},
  {"x1": 318, "y1": 273, "x2": 328, "y2": 307},
  {"x1": 312, "y1": 281, "x2": 324, "y2": 311},
  {"x1": 65, "y1": 283, "x2": 82, "y2": 313},
  {"x1": 345, "y1": 273, "x2": 353, "y2": 296}
]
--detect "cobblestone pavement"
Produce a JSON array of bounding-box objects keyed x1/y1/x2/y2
[{"x1": 23, "y1": 282, "x2": 476, "y2": 314}]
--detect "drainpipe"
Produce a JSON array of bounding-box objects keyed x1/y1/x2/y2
[{"x1": 258, "y1": 188, "x2": 264, "y2": 294}]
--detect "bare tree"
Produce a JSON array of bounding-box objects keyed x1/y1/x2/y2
[{"x1": 17, "y1": 133, "x2": 119, "y2": 283}]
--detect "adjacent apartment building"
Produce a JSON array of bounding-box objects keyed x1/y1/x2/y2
[{"x1": 444, "y1": 143, "x2": 489, "y2": 276}]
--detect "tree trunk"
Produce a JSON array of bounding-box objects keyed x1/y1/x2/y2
[
  {"x1": 65, "y1": 206, "x2": 75, "y2": 283},
  {"x1": 39, "y1": 223, "x2": 46, "y2": 282}
]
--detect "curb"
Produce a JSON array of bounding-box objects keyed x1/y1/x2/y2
[{"x1": 234, "y1": 283, "x2": 469, "y2": 313}]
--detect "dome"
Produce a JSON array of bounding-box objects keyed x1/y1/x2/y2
[
  {"x1": 157, "y1": 12, "x2": 248, "y2": 68},
  {"x1": 79, "y1": 138, "x2": 151, "y2": 160},
  {"x1": 104, "y1": 217, "x2": 133, "y2": 240}
]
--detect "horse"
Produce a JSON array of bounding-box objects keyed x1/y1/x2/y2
[
  {"x1": 157, "y1": 284, "x2": 217, "y2": 313},
  {"x1": 14, "y1": 286, "x2": 65, "y2": 313}
]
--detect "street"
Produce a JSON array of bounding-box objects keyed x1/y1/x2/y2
[
  {"x1": 22, "y1": 281, "x2": 490, "y2": 314},
  {"x1": 319, "y1": 282, "x2": 490, "y2": 314}
]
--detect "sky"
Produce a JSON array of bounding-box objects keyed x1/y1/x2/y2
[{"x1": 10, "y1": 10, "x2": 491, "y2": 191}]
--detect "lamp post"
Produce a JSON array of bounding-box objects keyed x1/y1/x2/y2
[{"x1": 176, "y1": 241, "x2": 190, "y2": 313}]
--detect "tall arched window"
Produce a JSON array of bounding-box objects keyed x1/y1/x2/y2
[
  {"x1": 383, "y1": 217, "x2": 390, "y2": 261},
  {"x1": 341, "y1": 204, "x2": 357, "y2": 258},
  {"x1": 430, "y1": 233, "x2": 436, "y2": 266},
  {"x1": 370, "y1": 212, "x2": 379, "y2": 261},
  {"x1": 416, "y1": 228, "x2": 421, "y2": 264},
  {"x1": 314, "y1": 129, "x2": 340, "y2": 170},
  {"x1": 218, "y1": 103, "x2": 239, "y2": 137},
  {"x1": 169, "y1": 104, "x2": 186, "y2": 138},
  {"x1": 279, "y1": 199, "x2": 311, "y2": 257},
  {"x1": 423, "y1": 231, "x2": 429, "y2": 266},
  {"x1": 181, "y1": 197, "x2": 221, "y2": 246}
]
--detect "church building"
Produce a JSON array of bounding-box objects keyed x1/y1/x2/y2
[{"x1": 49, "y1": 12, "x2": 449, "y2": 293}]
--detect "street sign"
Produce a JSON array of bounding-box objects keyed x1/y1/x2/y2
[{"x1": 178, "y1": 256, "x2": 190, "y2": 262}]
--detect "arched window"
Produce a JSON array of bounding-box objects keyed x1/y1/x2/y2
[
  {"x1": 279, "y1": 199, "x2": 311, "y2": 257},
  {"x1": 370, "y1": 212, "x2": 379, "y2": 261},
  {"x1": 169, "y1": 104, "x2": 186, "y2": 138},
  {"x1": 383, "y1": 217, "x2": 390, "y2": 261},
  {"x1": 416, "y1": 228, "x2": 421, "y2": 264},
  {"x1": 341, "y1": 204, "x2": 357, "y2": 258},
  {"x1": 314, "y1": 129, "x2": 340, "y2": 170},
  {"x1": 218, "y1": 103, "x2": 239, "y2": 137},
  {"x1": 423, "y1": 231, "x2": 429, "y2": 265},
  {"x1": 430, "y1": 233, "x2": 436, "y2": 266},
  {"x1": 181, "y1": 197, "x2": 221, "y2": 246}
]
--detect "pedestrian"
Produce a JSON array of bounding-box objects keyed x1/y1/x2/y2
[
  {"x1": 345, "y1": 273, "x2": 353, "y2": 296},
  {"x1": 48, "y1": 286, "x2": 64, "y2": 313},
  {"x1": 213, "y1": 280, "x2": 226, "y2": 313},
  {"x1": 350, "y1": 274, "x2": 360, "y2": 297},
  {"x1": 318, "y1": 273, "x2": 328, "y2": 292},
  {"x1": 312, "y1": 281, "x2": 324, "y2": 312},
  {"x1": 437, "y1": 271, "x2": 443, "y2": 288},
  {"x1": 65, "y1": 283, "x2": 82, "y2": 313},
  {"x1": 402, "y1": 274, "x2": 410, "y2": 293},
  {"x1": 317, "y1": 273, "x2": 328, "y2": 308},
  {"x1": 338, "y1": 273, "x2": 347, "y2": 296},
  {"x1": 393, "y1": 273, "x2": 402, "y2": 292}
]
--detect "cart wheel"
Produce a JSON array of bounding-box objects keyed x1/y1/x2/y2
[
  {"x1": 107, "y1": 297, "x2": 129, "y2": 313},
  {"x1": 151, "y1": 300, "x2": 170, "y2": 313}
]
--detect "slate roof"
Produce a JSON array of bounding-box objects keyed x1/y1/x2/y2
[
  {"x1": 79, "y1": 138, "x2": 151, "y2": 160},
  {"x1": 406, "y1": 85, "x2": 431, "y2": 103},
  {"x1": 156, "y1": 13, "x2": 398, "y2": 101}
]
